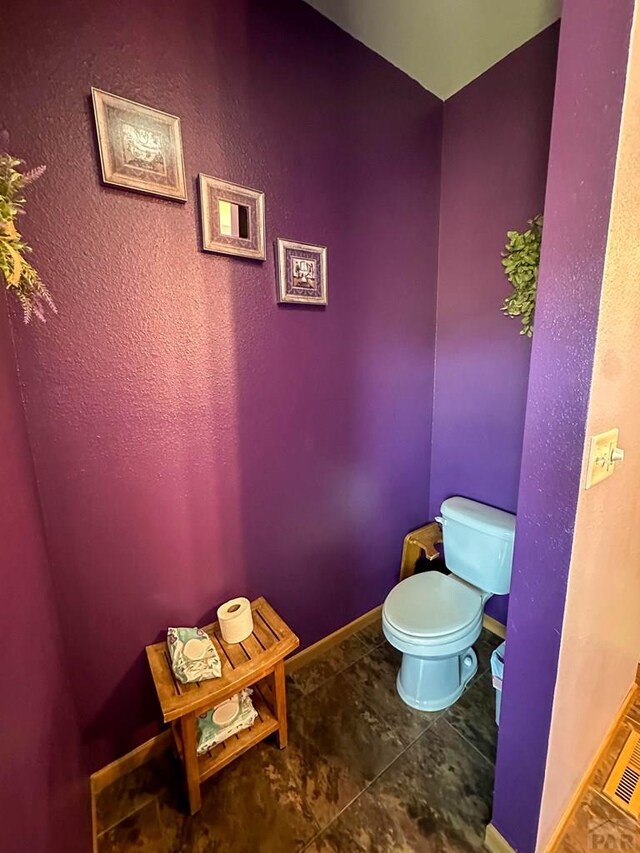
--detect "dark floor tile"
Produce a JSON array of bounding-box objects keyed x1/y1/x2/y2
[
  {"x1": 155, "y1": 655, "x2": 409, "y2": 847},
  {"x1": 96, "y1": 626, "x2": 508, "y2": 852},
  {"x1": 158, "y1": 734, "x2": 320, "y2": 853},
  {"x1": 289, "y1": 666, "x2": 408, "y2": 829},
  {"x1": 356, "y1": 618, "x2": 386, "y2": 651},
  {"x1": 445, "y1": 672, "x2": 498, "y2": 764},
  {"x1": 558, "y1": 788, "x2": 640, "y2": 853},
  {"x1": 347, "y1": 640, "x2": 441, "y2": 746},
  {"x1": 625, "y1": 690, "x2": 640, "y2": 728},
  {"x1": 288, "y1": 634, "x2": 369, "y2": 697},
  {"x1": 98, "y1": 800, "x2": 165, "y2": 852},
  {"x1": 306, "y1": 717, "x2": 494, "y2": 852},
  {"x1": 592, "y1": 721, "x2": 635, "y2": 790},
  {"x1": 286, "y1": 671, "x2": 305, "y2": 704},
  {"x1": 474, "y1": 628, "x2": 503, "y2": 676},
  {"x1": 117, "y1": 658, "x2": 408, "y2": 850},
  {"x1": 96, "y1": 752, "x2": 175, "y2": 833},
  {"x1": 303, "y1": 822, "x2": 369, "y2": 852}
]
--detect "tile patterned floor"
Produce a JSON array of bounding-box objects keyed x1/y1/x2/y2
[
  {"x1": 96, "y1": 622, "x2": 502, "y2": 852},
  {"x1": 557, "y1": 688, "x2": 640, "y2": 852}
]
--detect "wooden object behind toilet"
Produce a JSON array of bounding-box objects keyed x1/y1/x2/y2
[{"x1": 399, "y1": 522, "x2": 443, "y2": 581}]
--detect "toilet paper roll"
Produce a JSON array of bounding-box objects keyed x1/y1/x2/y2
[{"x1": 217, "y1": 597, "x2": 253, "y2": 644}]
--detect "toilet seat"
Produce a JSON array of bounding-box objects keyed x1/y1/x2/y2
[{"x1": 383, "y1": 572, "x2": 483, "y2": 640}]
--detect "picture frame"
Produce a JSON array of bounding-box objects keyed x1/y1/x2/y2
[
  {"x1": 276, "y1": 239, "x2": 328, "y2": 305},
  {"x1": 91, "y1": 87, "x2": 187, "y2": 202},
  {"x1": 199, "y1": 174, "x2": 266, "y2": 260}
]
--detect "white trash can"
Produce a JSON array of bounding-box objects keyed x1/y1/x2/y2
[{"x1": 491, "y1": 641, "x2": 506, "y2": 725}]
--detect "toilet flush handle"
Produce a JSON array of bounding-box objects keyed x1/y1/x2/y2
[{"x1": 435, "y1": 516, "x2": 445, "y2": 526}]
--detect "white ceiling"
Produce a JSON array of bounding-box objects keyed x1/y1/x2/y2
[{"x1": 304, "y1": 0, "x2": 562, "y2": 100}]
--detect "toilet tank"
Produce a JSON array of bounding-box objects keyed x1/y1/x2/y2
[{"x1": 438, "y1": 497, "x2": 516, "y2": 595}]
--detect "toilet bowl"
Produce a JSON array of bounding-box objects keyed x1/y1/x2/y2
[
  {"x1": 383, "y1": 571, "x2": 485, "y2": 710},
  {"x1": 383, "y1": 497, "x2": 516, "y2": 712}
]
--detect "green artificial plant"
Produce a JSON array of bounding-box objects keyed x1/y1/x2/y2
[
  {"x1": 501, "y1": 214, "x2": 543, "y2": 338},
  {"x1": 0, "y1": 131, "x2": 55, "y2": 323}
]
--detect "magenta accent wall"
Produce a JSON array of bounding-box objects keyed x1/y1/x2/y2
[
  {"x1": 0, "y1": 0, "x2": 442, "y2": 769},
  {"x1": 0, "y1": 301, "x2": 89, "y2": 853},
  {"x1": 430, "y1": 25, "x2": 559, "y2": 624},
  {"x1": 491, "y1": 2, "x2": 633, "y2": 850}
]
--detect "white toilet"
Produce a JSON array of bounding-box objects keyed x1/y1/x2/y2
[{"x1": 382, "y1": 497, "x2": 516, "y2": 712}]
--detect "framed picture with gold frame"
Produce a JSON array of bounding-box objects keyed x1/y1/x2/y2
[
  {"x1": 198, "y1": 174, "x2": 266, "y2": 260},
  {"x1": 91, "y1": 88, "x2": 187, "y2": 201}
]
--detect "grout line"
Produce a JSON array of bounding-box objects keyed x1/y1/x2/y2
[
  {"x1": 157, "y1": 798, "x2": 174, "y2": 853},
  {"x1": 300, "y1": 717, "x2": 441, "y2": 851},
  {"x1": 96, "y1": 793, "x2": 159, "y2": 838},
  {"x1": 591, "y1": 787, "x2": 640, "y2": 825},
  {"x1": 440, "y1": 716, "x2": 495, "y2": 769},
  {"x1": 292, "y1": 634, "x2": 385, "y2": 699},
  {"x1": 625, "y1": 713, "x2": 640, "y2": 732},
  {"x1": 155, "y1": 793, "x2": 182, "y2": 853}
]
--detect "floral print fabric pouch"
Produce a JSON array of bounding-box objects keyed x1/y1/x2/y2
[{"x1": 167, "y1": 626, "x2": 222, "y2": 684}]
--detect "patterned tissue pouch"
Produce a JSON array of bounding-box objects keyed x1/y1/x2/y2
[
  {"x1": 196, "y1": 689, "x2": 258, "y2": 755},
  {"x1": 166, "y1": 626, "x2": 222, "y2": 684}
]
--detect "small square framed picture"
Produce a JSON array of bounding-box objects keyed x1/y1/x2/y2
[
  {"x1": 91, "y1": 88, "x2": 187, "y2": 201},
  {"x1": 199, "y1": 174, "x2": 265, "y2": 260},
  {"x1": 276, "y1": 239, "x2": 328, "y2": 305}
]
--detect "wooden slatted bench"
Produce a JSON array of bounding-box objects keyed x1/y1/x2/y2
[{"x1": 146, "y1": 596, "x2": 299, "y2": 814}]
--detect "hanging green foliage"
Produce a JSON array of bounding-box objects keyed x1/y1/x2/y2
[
  {"x1": 501, "y1": 215, "x2": 543, "y2": 338},
  {"x1": 0, "y1": 132, "x2": 56, "y2": 323}
]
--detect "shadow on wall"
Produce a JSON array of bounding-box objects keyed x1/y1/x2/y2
[
  {"x1": 428, "y1": 22, "x2": 560, "y2": 626},
  {"x1": 0, "y1": 304, "x2": 90, "y2": 853},
  {"x1": 230, "y1": 1, "x2": 440, "y2": 644},
  {"x1": 2, "y1": 0, "x2": 441, "y2": 773}
]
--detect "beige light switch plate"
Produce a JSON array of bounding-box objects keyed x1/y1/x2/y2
[{"x1": 585, "y1": 428, "x2": 620, "y2": 489}]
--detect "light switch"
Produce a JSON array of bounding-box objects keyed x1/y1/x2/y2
[{"x1": 585, "y1": 428, "x2": 625, "y2": 489}]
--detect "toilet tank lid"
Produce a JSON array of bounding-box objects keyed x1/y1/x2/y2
[{"x1": 440, "y1": 497, "x2": 516, "y2": 542}]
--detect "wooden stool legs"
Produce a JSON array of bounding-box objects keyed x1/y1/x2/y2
[
  {"x1": 274, "y1": 660, "x2": 288, "y2": 749},
  {"x1": 180, "y1": 713, "x2": 202, "y2": 815},
  {"x1": 178, "y1": 662, "x2": 289, "y2": 813}
]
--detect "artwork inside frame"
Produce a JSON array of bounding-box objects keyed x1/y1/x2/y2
[
  {"x1": 199, "y1": 174, "x2": 266, "y2": 260},
  {"x1": 276, "y1": 238, "x2": 328, "y2": 305},
  {"x1": 91, "y1": 87, "x2": 187, "y2": 201}
]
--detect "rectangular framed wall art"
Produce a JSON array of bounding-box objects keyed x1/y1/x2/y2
[
  {"x1": 91, "y1": 88, "x2": 187, "y2": 201},
  {"x1": 276, "y1": 239, "x2": 328, "y2": 305},
  {"x1": 199, "y1": 174, "x2": 265, "y2": 260}
]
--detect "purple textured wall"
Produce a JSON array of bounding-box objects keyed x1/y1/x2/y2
[
  {"x1": 0, "y1": 0, "x2": 442, "y2": 769},
  {"x1": 430, "y1": 25, "x2": 559, "y2": 625},
  {"x1": 491, "y1": 2, "x2": 634, "y2": 850},
  {"x1": 0, "y1": 300, "x2": 89, "y2": 853}
]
